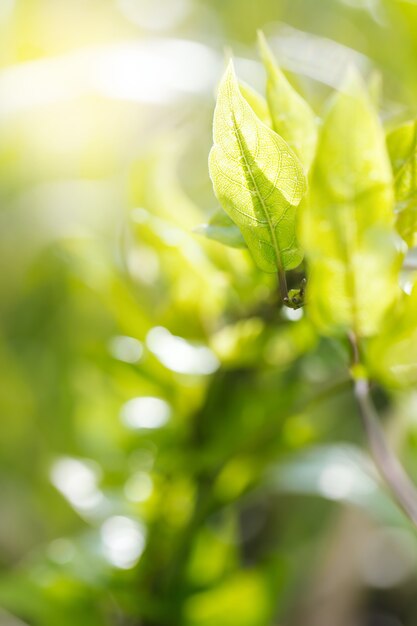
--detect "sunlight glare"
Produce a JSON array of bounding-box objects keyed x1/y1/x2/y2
[
  {"x1": 101, "y1": 516, "x2": 146, "y2": 569},
  {"x1": 120, "y1": 396, "x2": 171, "y2": 429},
  {"x1": 146, "y1": 326, "x2": 220, "y2": 375},
  {"x1": 108, "y1": 335, "x2": 143, "y2": 363},
  {"x1": 50, "y1": 457, "x2": 104, "y2": 512}
]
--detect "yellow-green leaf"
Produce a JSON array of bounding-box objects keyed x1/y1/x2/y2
[
  {"x1": 239, "y1": 81, "x2": 271, "y2": 127},
  {"x1": 209, "y1": 62, "x2": 307, "y2": 274},
  {"x1": 258, "y1": 31, "x2": 318, "y2": 169},
  {"x1": 301, "y1": 68, "x2": 401, "y2": 337},
  {"x1": 194, "y1": 209, "x2": 247, "y2": 249},
  {"x1": 387, "y1": 120, "x2": 417, "y2": 247}
]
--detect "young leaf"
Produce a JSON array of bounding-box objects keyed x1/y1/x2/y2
[
  {"x1": 387, "y1": 120, "x2": 417, "y2": 247},
  {"x1": 239, "y1": 81, "x2": 271, "y2": 127},
  {"x1": 209, "y1": 62, "x2": 307, "y2": 276},
  {"x1": 258, "y1": 31, "x2": 318, "y2": 169},
  {"x1": 301, "y1": 68, "x2": 401, "y2": 337},
  {"x1": 194, "y1": 209, "x2": 247, "y2": 248}
]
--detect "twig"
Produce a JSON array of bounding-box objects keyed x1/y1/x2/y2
[{"x1": 348, "y1": 332, "x2": 417, "y2": 528}]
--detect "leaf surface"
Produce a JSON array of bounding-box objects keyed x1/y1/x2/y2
[
  {"x1": 194, "y1": 209, "x2": 247, "y2": 248},
  {"x1": 368, "y1": 285, "x2": 417, "y2": 387},
  {"x1": 209, "y1": 62, "x2": 307, "y2": 274},
  {"x1": 258, "y1": 31, "x2": 317, "y2": 169},
  {"x1": 387, "y1": 120, "x2": 417, "y2": 247}
]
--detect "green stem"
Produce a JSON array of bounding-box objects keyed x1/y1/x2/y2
[{"x1": 277, "y1": 265, "x2": 289, "y2": 303}]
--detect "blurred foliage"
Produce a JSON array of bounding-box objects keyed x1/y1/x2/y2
[
  {"x1": 301, "y1": 66, "x2": 401, "y2": 337},
  {"x1": 3, "y1": 1, "x2": 417, "y2": 626}
]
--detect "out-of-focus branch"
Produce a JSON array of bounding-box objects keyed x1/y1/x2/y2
[{"x1": 348, "y1": 332, "x2": 417, "y2": 528}]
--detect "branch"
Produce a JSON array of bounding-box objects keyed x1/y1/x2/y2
[{"x1": 349, "y1": 333, "x2": 417, "y2": 528}]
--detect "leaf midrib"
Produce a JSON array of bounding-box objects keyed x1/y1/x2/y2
[{"x1": 231, "y1": 110, "x2": 285, "y2": 274}]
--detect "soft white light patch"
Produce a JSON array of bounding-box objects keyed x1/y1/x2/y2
[
  {"x1": 318, "y1": 463, "x2": 356, "y2": 500},
  {"x1": 277, "y1": 445, "x2": 378, "y2": 511},
  {"x1": 50, "y1": 457, "x2": 103, "y2": 512},
  {"x1": 400, "y1": 277, "x2": 415, "y2": 295},
  {"x1": 124, "y1": 472, "x2": 153, "y2": 503},
  {"x1": 101, "y1": 516, "x2": 146, "y2": 569},
  {"x1": 0, "y1": 0, "x2": 15, "y2": 21},
  {"x1": 131, "y1": 207, "x2": 150, "y2": 223},
  {"x1": 146, "y1": 326, "x2": 219, "y2": 375},
  {"x1": 120, "y1": 396, "x2": 171, "y2": 429},
  {"x1": 127, "y1": 247, "x2": 160, "y2": 285},
  {"x1": 266, "y1": 23, "x2": 369, "y2": 88},
  {"x1": 0, "y1": 39, "x2": 221, "y2": 116},
  {"x1": 108, "y1": 335, "x2": 143, "y2": 363},
  {"x1": 117, "y1": 0, "x2": 191, "y2": 32},
  {"x1": 91, "y1": 40, "x2": 219, "y2": 104},
  {"x1": 282, "y1": 307, "x2": 303, "y2": 322}
]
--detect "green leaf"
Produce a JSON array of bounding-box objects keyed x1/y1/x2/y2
[
  {"x1": 194, "y1": 209, "x2": 247, "y2": 248},
  {"x1": 367, "y1": 284, "x2": 417, "y2": 387},
  {"x1": 387, "y1": 120, "x2": 417, "y2": 247},
  {"x1": 257, "y1": 31, "x2": 318, "y2": 169},
  {"x1": 301, "y1": 68, "x2": 401, "y2": 337},
  {"x1": 272, "y1": 444, "x2": 411, "y2": 527},
  {"x1": 209, "y1": 61, "x2": 307, "y2": 274},
  {"x1": 239, "y1": 81, "x2": 271, "y2": 127},
  {"x1": 369, "y1": 70, "x2": 383, "y2": 108}
]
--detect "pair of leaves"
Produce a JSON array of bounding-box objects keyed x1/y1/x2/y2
[{"x1": 200, "y1": 35, "x2": 315, "y2": 274}]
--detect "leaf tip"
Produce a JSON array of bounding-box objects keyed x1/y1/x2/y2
[
  {"x1": 256, "y1": 29, "x2": 266, "y2": 48},
  {"x1": 221, "y1": 58, "x2": 238, "y2": 88},
  {"x1": 340, "y1": 64, "x2": 367, "y2": 96},
  {"x1": 257, "y1": 30, "x2": 272, "y2": 59}
]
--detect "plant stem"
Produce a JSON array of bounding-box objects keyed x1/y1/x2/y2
[
  {"x1": 348, "y1": 332, "x2": 417, "y2": 528},
  {"x1": 277, "y1": 265, "x2": 289, "y2": 303}
]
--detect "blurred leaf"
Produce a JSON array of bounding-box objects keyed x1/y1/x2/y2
[
  {"x1": 194, "y1": 209, "x2": 247, "y2": 249},
  {"x1": 369, "y1": 70, "x2": 383, "y2": 108},
  {"x1": 301, "y1": 68, "x2": 401, "y2": 337},
  {"x1": 367, "y1": 284, "x2": 417, "y2": 387},
  {"x1": 184, "y1": 570, "x2": 273, "y2": 626},
  {"x1": 271, "y1": 444, "x2": 410, "y2": 527},
  {"x1": 258, "y1": 31, "x2": 317, "y2": 169},
  {"x1": 239, "y1": 81, "x2": 271, "y2": 127},
  {"x1": 209, "y1": 62, "x2": 307, "y2": 273},
  {"x1": 387, "y1": 120, "x2": 417, "y2": 247},
  {"x1": 0, "y1": 572, "x2": 103, "y2": 626},
  {"x1": 187, "y1": 525, "x2": 238, "y2": 586},
  {"x1": 211, "y1": 317, "x2": 265, "y2": 366}
]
